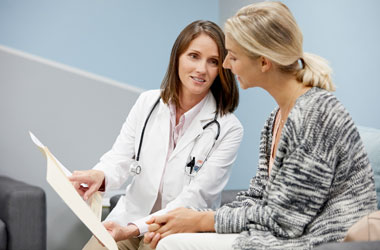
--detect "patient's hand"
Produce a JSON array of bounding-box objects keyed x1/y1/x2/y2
[
  {"x1": 144, "y1": 207, "x2": 215, "y2": 248},
  {"x1": 148, "y1": 207, "x2": 207, "y2": 235}
]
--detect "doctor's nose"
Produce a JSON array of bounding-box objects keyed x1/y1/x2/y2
[{"x1": 195, "y1": 60, "x2": 207, "y2": 74}]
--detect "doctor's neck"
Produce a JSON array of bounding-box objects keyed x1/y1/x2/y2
[{"x1": 177, "y1": 90, "x2": 208, "y2": 122}]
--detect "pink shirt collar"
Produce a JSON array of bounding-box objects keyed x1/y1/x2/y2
[{"x1": 168, "y1": 93, "x2": 208, "y2": 147}]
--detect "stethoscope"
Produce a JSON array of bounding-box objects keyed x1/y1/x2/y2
[{"x1": 129, "y1": 96, "x2": 220, "y2": 178}]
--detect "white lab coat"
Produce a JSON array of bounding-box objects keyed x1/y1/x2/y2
[{"x1": 94, "y1": 89, "x2": 243, "y2": 231}]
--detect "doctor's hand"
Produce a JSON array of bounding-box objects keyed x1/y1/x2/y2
[
  {"x1": 103, "y1": 221, "x2": 140, "y2": 242},
  {"x1": 143, "y1": 231, "x2": 161, "y2": 249},
  {"x1": 68, "y1": 170, "x2": 105, "y2": 200}
]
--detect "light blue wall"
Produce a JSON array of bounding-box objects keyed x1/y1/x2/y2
[
  {"x1": 229, "y1": 0, "x2": 380, "y2": 188},
  {"x1": 0, "y1": 0, "x2": 218, "y2": 90},
  {"x1": 281, "y1": 0, "x2": 380, "y2": 128},
  {"x1": 1, "y1": 0, "x2": 380, "y2": 190}
]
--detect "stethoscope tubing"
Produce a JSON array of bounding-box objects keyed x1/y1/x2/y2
[
  {"x1": 202, "y1": 119, "x2": 220, "y2": 140},
  {"x1": 133, "y1": 96, "x2": 220, "y2": 177},
  {"x1": 136, "y1": 97, "x2": 160, "y2": 161}
]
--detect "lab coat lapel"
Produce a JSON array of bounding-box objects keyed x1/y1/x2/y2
[
  {"x1": 169, "y1": 92, "x2": 216, "y2": 161},
  {"x1": 156, "y1": 99, "x2": 171, "y2": 154}
]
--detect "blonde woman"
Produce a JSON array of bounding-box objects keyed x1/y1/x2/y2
[{"x1": 143, "y1": 2, "x2": 377, "y2": 250}]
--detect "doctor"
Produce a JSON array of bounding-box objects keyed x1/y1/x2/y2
[{"x1": 69, "y1": 20, "x2": 243, "y2": 250}]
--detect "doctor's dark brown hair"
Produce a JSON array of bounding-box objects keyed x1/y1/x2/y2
[{"x1": 160, "y1": 20, "x2": 239, "y2": 116}]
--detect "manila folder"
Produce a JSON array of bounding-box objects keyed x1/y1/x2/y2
[{"x1": 30, "y1": 132, "x2": 117, "y2": 250}]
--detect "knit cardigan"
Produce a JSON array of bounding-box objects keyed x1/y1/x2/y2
[{"x1": 215, "y1": 87, "x2": 377, "y2": 250}]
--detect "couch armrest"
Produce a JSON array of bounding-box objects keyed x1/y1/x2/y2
[
  {"x1": 314, "y1": 241, "x2": 380, "y2": 250},
  {"x1": 221, "y1": 189, "x2": 242, "y2": 206},
  {"x1": 0, "y1": 176, "x2": 46, "y2": 250},
  {"x1": 0, "y1": 219, "x2": 6, "y2": 250}
]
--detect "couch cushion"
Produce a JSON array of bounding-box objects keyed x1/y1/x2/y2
[
  {"x1": 0, "y1": 219, "x2": 7, "y2": 250},
  {"x1": 358, "y1": 126, "x2": 380, "y2": 209}
]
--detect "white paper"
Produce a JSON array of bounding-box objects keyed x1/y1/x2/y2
[
  {"x1": 30, "y1": 131, "x2": 72, "y2": 177},
  {"x1": 30, "y1": 132, "x2": 117, "y2": 250}
]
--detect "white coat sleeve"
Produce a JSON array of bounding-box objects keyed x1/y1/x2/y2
[
  {"x1": 165, "y1": 114, "x2": 243, "y2": 210},
  {"x1": 129, "y1": 208, "x2": 169, "y2": 236},
  {"x1": 93, "y1": 93, "x2": 144, "y2": 190}
]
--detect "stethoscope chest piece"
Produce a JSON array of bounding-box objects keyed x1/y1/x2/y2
[{"x1": 129, "y1": 161, "x2": 142, "y2": 176}]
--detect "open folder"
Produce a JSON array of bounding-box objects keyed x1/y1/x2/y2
[{"x1": 30, "y1": 132, "x2": 118, "y2": 250}]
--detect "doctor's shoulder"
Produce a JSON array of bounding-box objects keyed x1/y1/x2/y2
[
  {"x1": 131, "y1": 89, "x2": 161, "y2": 112},
  {"x1": 123, "y1": 89, "x2": 161, "y2": 126},
  {"x1": 135, "y1": 89, "x2": 161, "y2": 105},
  {"x1": 217, "y1": 112, "x2": 244, "y2": 139}
]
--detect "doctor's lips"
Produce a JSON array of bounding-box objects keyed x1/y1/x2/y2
[{"x1": 191, "y1": 76, "x2": 206, "y2": 83}]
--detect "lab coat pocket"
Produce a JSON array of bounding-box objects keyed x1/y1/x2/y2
[{"x1": 185, "y1": 127, "x2": 217, "y2": 178}]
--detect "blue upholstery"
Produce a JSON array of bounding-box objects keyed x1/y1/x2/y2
[{"x1": 358, "y1": 126, "x2": 380, "y2": 209}]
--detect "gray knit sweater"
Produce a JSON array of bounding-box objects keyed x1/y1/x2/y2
[{"x1": 215, "y1": 87, "x2": 377, "y2": 249}]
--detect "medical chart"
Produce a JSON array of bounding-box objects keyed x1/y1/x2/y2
[{"x1": 30, "y1": 132, "x2": 117, "y2": 250}]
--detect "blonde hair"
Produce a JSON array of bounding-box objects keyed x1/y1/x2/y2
[{"x1": 224, "y1": 1, "x2": 335, "y2": 91}]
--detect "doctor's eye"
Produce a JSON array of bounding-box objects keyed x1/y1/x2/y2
[
  {"x1": 188, "y1": 53, "x2": 199, "y2": 59},
  {"x1": 209, "y1": 58, "x2": 219, "y2": 66}
]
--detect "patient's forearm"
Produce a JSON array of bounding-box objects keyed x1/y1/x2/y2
[{"x1": 198, "y1": 211, "x2": 216, "y2": 232}]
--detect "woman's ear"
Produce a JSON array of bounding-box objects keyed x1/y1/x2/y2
[{"x1": 260, "y1": 56, "x2": 272, "y2": 73}]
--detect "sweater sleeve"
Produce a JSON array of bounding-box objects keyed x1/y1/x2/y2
[{"x1": 215, "y1": 143, "x2": 334, "y2": 237}]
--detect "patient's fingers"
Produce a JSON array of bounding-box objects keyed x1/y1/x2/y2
[
  {"x1": 148, "y1": 223, "x2": 161, "y2": 232},
  {"x1": 152, "y1": 214, "x2": 169, "y2": 224},
  {"x1": 145, "y1": 216, "x2": 155, "y2": 224},
  {"x1": 155, "y1": 224, "x2": 171, "y2": 235}
]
